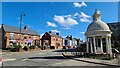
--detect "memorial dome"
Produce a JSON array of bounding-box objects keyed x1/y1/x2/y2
[{"x1": 87, "y1": 9, "x2": 110, "y2": 32}]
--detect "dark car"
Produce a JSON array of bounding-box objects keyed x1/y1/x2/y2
[{"x1": 63, "y1": 46, "x2": 66, "y2": 49}]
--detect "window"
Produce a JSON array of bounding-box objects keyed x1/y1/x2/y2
[
  {"x1": 9, "y1": 41, "x2": 13, "y2": 45},
  {"x1": 18, "y1": 34, "x2": 20, "y2": 39},
  {"x1": 56, "y1": 39, "x2": 58, "y2": 41},
  {"x1": 24, "y1": 35, "x2": 28, "y2": 39},
  {"x1": 10, "y1": 33, "x2": 14, "y2": 39},
  {"x1": 33, "y1": 36, "x2": 36, "y2": 40},
  {"x1": 29, "y1": 36, "x2": 31, "y2": 39},
  {"x1": 65, "y1": 40, "x2": 68, "y2": 45}
]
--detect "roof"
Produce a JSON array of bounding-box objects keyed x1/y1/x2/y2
[
  {"x1": 87, "y1": 20, "x2": 110, "y2": 31},
  {"x1": 107, "y1": 22, "x2": 120, "y2": 24},
  {"x1": 86, "y1": 9, "x2": 110, "y2": 32},
  {"x1": 45, "y1": 32, "x2": 62, "y2": 38},
  {"x1": 51, "y1": 34, "x2": 62, "y2": 38},
  {"x1": 3, "y1": 25, "x2": 39, "y2": 36}
]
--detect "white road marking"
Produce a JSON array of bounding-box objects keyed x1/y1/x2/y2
[{"x1": 3, "y1": 59, "x2": 16, "y2": 62}]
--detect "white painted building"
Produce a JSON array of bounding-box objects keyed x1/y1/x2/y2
[
  {"x1": 85, "y1": 9, "x2": 112, "y2": 55},
  {"x1": 72, "y1": 38, "x2": 77, "y2": 46},
  {"x1": 63, "y1": 36, "x2": 81, "y2": 48},
  {"x1": 64, "y1": 38, "x2": 72, "y2": 47}
]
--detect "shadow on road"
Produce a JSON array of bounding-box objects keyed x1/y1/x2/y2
[
  {"x1": 53, "y1": 48, "x2": 77, "y2": 52},
  {"x1": 27, "y1": 56, "x2": 68, "y2": 60}
]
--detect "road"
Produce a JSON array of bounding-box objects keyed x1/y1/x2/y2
[{"x1": 2, "y1": 49, "x2": 107, "y2": 67}]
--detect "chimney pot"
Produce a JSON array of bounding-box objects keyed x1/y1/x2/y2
[
  {"x1": 24, "y1": 25, "x2": 28, "y2": 30},
  {"x1": 56, "y1": 33, "x2": 59, "y2": 36},
  {"x1": 1, "y1": 24, "x2": 4, "y2": 27},
  {"x1": 49, "y1": 31, "x2": 52, "y2": 34}
]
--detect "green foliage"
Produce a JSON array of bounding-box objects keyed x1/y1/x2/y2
[
  {"x1": 8, "y1": 45, "x2": 15, "y2": 49},
  {"x1": 27, "y1": 45, "x2": 29, "y2": 48},
  {"x1": 111, "y1": 44, "x2": 115, "y2": 48},
  {"x1": 29, "y1": 45, "x2": 36, "y2": 49},
  {"x1": 18, "y1": 44, "x2": 22, "y2": 48},
  {"x1": 101, "y1": 57, "x2": 112, "y2": 60},
  {"x1": 84, "y1": 54, "x2": 112, "y2": 60}
]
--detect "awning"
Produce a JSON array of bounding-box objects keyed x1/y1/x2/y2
[{"x1": 25, "y1": 39, "x2": 33, "y2": 43}]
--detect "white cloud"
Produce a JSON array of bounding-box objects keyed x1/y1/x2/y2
[
  {"x1": 73, "y1": 12, "x2": 91, "y2": 22},
  {"x1": 73, "y1": 2, "x2": 87, "y2": 8},
  {"x1": 74, "y1": 13, "x2": 79, "y2": 16},
  {"x1": 80, "y1": 32, "x2": 85, "y2": 34},
  {"x1": 80, "y1": 12, "x2": 91, "y2": 18},
  {"x1": 80, "y1": 12, "x2": 91, "y2": 22},
  {"x1": 51, "y1": 29, "x2": 61, "y2": 33},
  {"x1": 80, "y1": 18, "x2": 91, "y2": 22},
  {"x1": 47, "y1": 21, "x2": 57, "y2": 27},
  {"x1": 62, "y1": 14, "x2": 72, "y2": 18},
  {"x1": 28, "y1": 25, "x2": 33, "y2": 28},
  {"x1": 65, "y1": 18, "x2": 78, "y2": 27},
  {"x1": 63, "y1": 27, "x2": 71, "y2": 30},
  {"x1": 81, "y1": 1, "x2": 87, "y2": 7},
  {"x1": 53, "y1": 15, "x2": 78, "y2": 29},
  {"x1": 54, "y1": 15, "x2": 65, "y2": 23}
]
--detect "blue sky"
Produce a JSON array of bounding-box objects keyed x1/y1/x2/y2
[{"x1": 2, "y1": 2, "x2": 118, "y2": 41}]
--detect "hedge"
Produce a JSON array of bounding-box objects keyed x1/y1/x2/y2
[{"x1": 29, "y1": 45, "x2": 36, "y2": 49}]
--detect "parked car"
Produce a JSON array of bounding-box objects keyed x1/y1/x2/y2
[
  {"x1": 68, "y1": 46, "x2": 73, "y2": 48},
  {"x1": 63, "y1": 46, "x2": 66, "y2": 49}
]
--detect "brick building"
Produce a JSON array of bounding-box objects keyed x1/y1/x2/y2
[
  {"x1": 41, "y1": 31, "x2": 63, "y2": 49},
  {"x1": 1, "y1": 24, "x2": 40, "y2": 49}
]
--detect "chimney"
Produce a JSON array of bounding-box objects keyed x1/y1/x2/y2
[
  {"x1": 24, "y1": 25, "x2": 28, "y2": 30},
  {"x1": 49, "y1": 31, "x2": 52, "y2": 34},
  {"x1": 1, "y1": 24, "x2": 4, "y2": 27},
  {"x1": 70, "y1": 35, "x2": 72, "y2": 38},
  {"x1": 70, "y1": 35, "x2": 72, "y2": 40},
  {"x1": 56, "y1": 33, "x2": 59, "y2": 36},
  {"x1": 66, "y1": 36, "x2": 69, "y2": 38}
]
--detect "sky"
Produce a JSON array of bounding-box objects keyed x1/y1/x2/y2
[{"x1": 2, "y1": 2, "x2": 118, "y2": 41}]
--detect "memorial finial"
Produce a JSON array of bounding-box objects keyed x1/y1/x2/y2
[{"x1": 93, "y1": 9, "x2": 101, "y2": 21}]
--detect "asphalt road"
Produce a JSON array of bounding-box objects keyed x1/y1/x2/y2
[{"x1": 2, "y1": 49, "x2": 107, "y2": 67}]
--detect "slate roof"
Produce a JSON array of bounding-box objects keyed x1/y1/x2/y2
[
  {"x1": 45, "y1": 32, "x2": 62, "y2": 38},
  {"x1": 3, "y1": 25, "x2": 39, "y2": 36},
  {"x1": 51, "y1": 34, "x2": 62, "y2": 38}
]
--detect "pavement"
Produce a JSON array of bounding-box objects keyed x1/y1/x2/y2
[{"x1": 62, "y1": 52, "x2": 120, "y2": 67}]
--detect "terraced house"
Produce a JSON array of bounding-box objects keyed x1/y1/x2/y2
[
  {"x1": 1, "y1": 24, "x2": 40, "y2": 49},
  {"x1": 42, "y1": 31, "x2": 63, "y2": 49}
]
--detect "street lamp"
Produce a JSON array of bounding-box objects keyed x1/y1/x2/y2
[{"x1": 19, "y1": 12, "x2": 25, "y2": 45}]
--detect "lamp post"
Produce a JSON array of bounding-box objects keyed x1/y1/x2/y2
[{"x1": 19, "y1": 12, "x2": 25, "y2": 45}]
